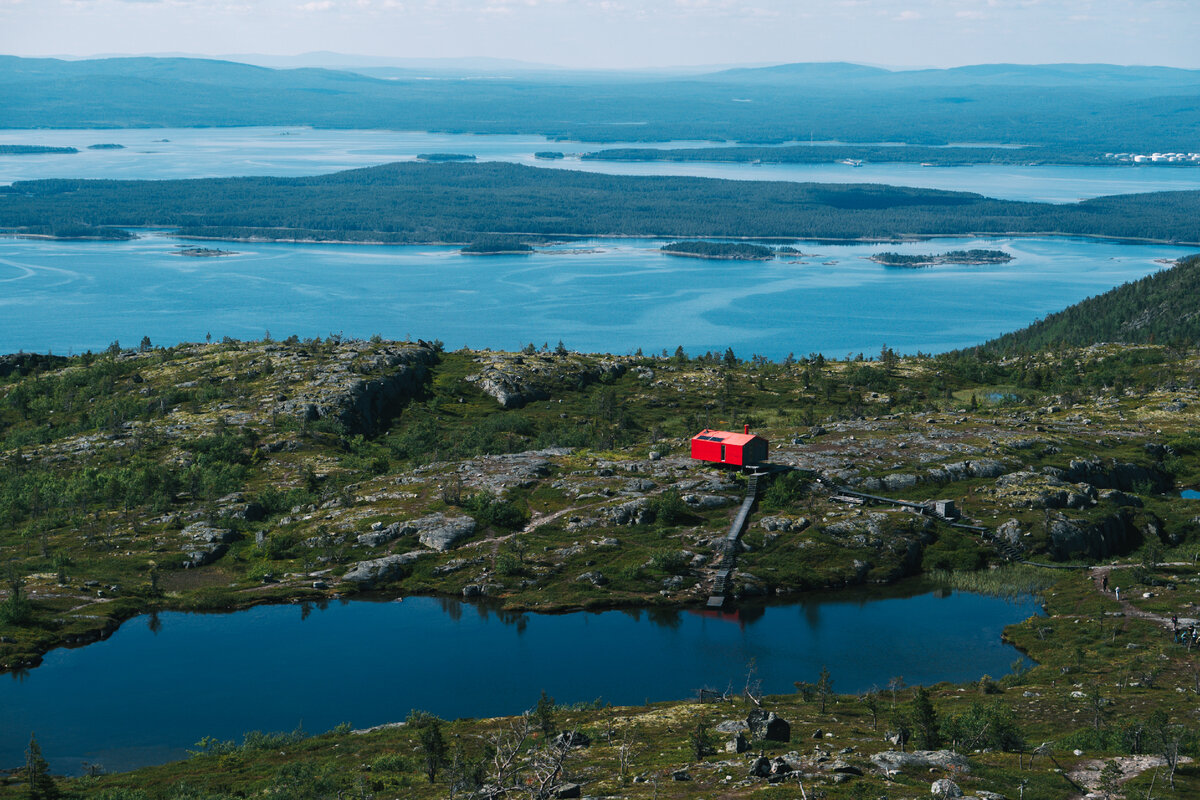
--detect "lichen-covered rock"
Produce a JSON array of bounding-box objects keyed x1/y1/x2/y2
[
  {"x1": 992, "y1": 471, "x2": 1096, "y2": 509},
  {"x1": 342, "y1": 551, "x2": 426, "y2": 584},
  {"x1": 931, "y1": 778, "x2": 964, "y2": 798},
  {"x1": 278, "y1": 342, "x2": 437, "y2": 434},
  {"x1": 357, "y1": 521, "x2": 416, "y2": 547},
  {"x1": 182, "y1": 522, "x2": 236, "y2": 544},
  {"x1": 576, "y1": 570, "x2": 609, "y2": 586},
  {"x1": 747, "y1": 709, "x2": 791, "y2": 741},
  {"x1": 467, "y1": 353, "x2": 627, "y2": 409},
  {"x1": 602, "y1": 498, "x2": 654, "y2": 526},
  {"x1": 860, "y1": 473, "x2": 919, "y2": 492},
  {"x1": 758, "y1": 515, "x2": 809, "y2": 532},
  {"x1": 870, "y1": 750, "x2": 969, "y2": 774},
  {"x1": 996, "y1": 518, "x2": 1023, "y2": 545},
  {"x1": 409, "y1": 514, "x2": 476, "y2": 551},
  {"x1": 682, "y1": 494, "x2": 731, "y2": 509},
  {"x1": 182, "y1": 544, "x2": 228, "y2": 568}
]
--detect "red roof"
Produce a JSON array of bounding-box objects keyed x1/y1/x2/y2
[{"x1": 691, "y1": 429, "x2": 762, "y2": 446}]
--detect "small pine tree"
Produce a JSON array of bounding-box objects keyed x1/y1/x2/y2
[
  {"x1": 910, "y1": 687, "x2": 941, "y2": 749},
  {"x1": 860, "y1": 687, "x2": 880, "y2": 730},
  {"x1": 1098, "y1": 759, "x2": 1123, "y2": 800},
  {"x1": 690, "y1": 719, "x2": 715, "y2": 761},
  {"x1": 816, "y1": 665, "x2": 834, "y2": 714},
  {"x1": 535, "y1": 690, "x2": 557, "y2": 738},
  {"x1": 418, "y1": 718, "x2": 447, "y2": 783},
  {"x1": 25, "y1": 735, "x2": 59, "y2": 800}
]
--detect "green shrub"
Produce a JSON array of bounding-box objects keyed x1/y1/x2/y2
[
  {"x1": 652, "y1": 488, "x2": 692, "y2": 526},
  {"x1": 649, "y1": 550, "x2": 690, "y2": 575},
  {"x1": 463, "y1": 492, "x2": 528, "y2": 531}
]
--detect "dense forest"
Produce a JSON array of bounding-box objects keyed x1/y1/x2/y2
[
  {"x1": 983, "y1": 253, "x2": 1200, "y2": 352},
  {"x1": 3, "y1": 56, "x2": 1200, "y2": 149},
  {"x1": 2, "y1": 162, "x2": 1199, "y2": 244}
]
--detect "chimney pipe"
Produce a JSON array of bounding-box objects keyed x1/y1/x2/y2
[{"x1": 744, "y1": 424, "x2": 749, "y2": 435}]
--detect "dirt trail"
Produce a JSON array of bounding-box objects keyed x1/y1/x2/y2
[
  {"x1": 1088, "y1": 562, "x2": 1195, "y2": 631},
  {"x1": 1064, "y1": 565, "x2": 1196, "y2": 797}
]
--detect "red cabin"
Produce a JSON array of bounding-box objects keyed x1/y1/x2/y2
[{"x1": 690, "y1": 425, "x2": 769, "y2": 467}]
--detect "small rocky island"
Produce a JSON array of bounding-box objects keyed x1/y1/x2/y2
[
  {"x1": 87, "y1": 143, "x2": 125, "y2": 150},
  {"x1": 870, "y1": 249, "x2": 1013, "y2": 267},
  {"x1": 176, "y1": 246, "x2": 237, "y2": 257},
  {"x1": 661, "y1": 241, "x2": 776, "y2": 260}
]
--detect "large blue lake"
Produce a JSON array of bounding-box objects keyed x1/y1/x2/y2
[
  {"x1": 3, "y1": 127, "x2": 1200, "y2": 203},
  {"x1": 0, "y1": 233, "x2": 1188, "y2": 358},
  {"x1": 0, "y1": 588, "x2": 1039, "y2": 775}
]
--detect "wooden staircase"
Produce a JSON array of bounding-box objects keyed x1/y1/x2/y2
[{"x1": 706, "y1": 473, "x2": 762, "y2": 608}]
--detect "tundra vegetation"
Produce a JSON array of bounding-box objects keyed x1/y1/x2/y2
[{"x1": 4, "y1": 257, "x2": 1200, "y2": 797}]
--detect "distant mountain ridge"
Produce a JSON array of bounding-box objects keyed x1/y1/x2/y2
[
  {"x1": 983, "y1": 254, "x2": 1200, "y2": 352},
  {"x1": 3, "y1": 56, "x2": 1200, "y2": 147},
  {"x1": 709, "y1": 61, "x2": 1200, "y2": 89}
]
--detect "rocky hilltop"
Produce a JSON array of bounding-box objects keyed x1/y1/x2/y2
[{"x1": 1, "y1": 334, "x2": 1199, "y2": 675}]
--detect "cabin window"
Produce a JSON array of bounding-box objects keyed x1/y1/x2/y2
[{"x1": 720, "y1": 445, "x2": 726, "y2": 461}]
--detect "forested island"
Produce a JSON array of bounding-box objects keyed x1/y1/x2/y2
[
  {"x1": 86, "y1": 143, "x2": 124, "y2": 150},
  {"x1": 416, "y1": 153, "x2": 475, "y2": 162},
  {"x1": 0, "y1": 145, "x2": 77, "y2": 155},
  {"x1": 661, "y1": 241, "x2": 776, "y2": 260},
  {"x1": 460, "y1": 235, "x2": 534, "y2": 254},
  {"x1": 1, "y1": 162, "x2": 1198, "y2": 245},
  {"x1": 871, "y1": 249, "x2": 1014, "y2": 267},
  {"x1": 534, "y1": 151, "x2": 564, "y2": 159}
]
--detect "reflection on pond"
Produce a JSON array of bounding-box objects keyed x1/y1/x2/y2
[{"x1": 0, "y1": 583, "x2": 1038, "y2": 776}]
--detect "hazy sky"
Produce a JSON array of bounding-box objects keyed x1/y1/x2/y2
[{"x1": 3, "y1": 0, "x2": 1198, "y2": 70}]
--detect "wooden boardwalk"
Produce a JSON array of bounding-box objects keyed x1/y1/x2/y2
[{"x1": 706, "y1": 472, "x2": 762, "y2": 607}]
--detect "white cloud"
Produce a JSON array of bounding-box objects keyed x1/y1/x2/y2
[{"x1": 298, "y1": 0, "x2": 334, "y2": 9}]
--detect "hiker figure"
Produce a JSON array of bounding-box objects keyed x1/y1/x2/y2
[
  {"x1": 1115, "y1": 586, "x2": 1120, "y2": 601},
  {"x1": 1102, "y1": 575, "x2": 1109, "y2": 593},
  {"x1": 1173, "y1": 613, "x2": 1179, "y2": 631}
]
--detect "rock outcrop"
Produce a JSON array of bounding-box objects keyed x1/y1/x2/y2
[
  {"x1": 747, "y1": 709, "x2": 791, "y2": 742},
  {"x1": 181, "y1": 522, "x2": 236, "y2": 567},
  {"x1": 342, "y1": 551, "x2": 427, "y2": 585},
  {"x1": 278, "y1": 342, "x2": 438, "y2": 434},
  {"x1": 870, "y1": 750, "x2": 970, "y2": 774},
  {"x1": 1047, "y1": 512, "x2": 1143, "y2": 560},
  {"x1": 411, "y1": 514, "x2": 477, "y2": 551},
  {"x1": 466, "y1": 352, "x2": 627, "y2": 409}
]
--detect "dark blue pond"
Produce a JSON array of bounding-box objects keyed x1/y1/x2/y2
[{"x1": 0, "y1": 586, "x2": 1039, "y2": 775}]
